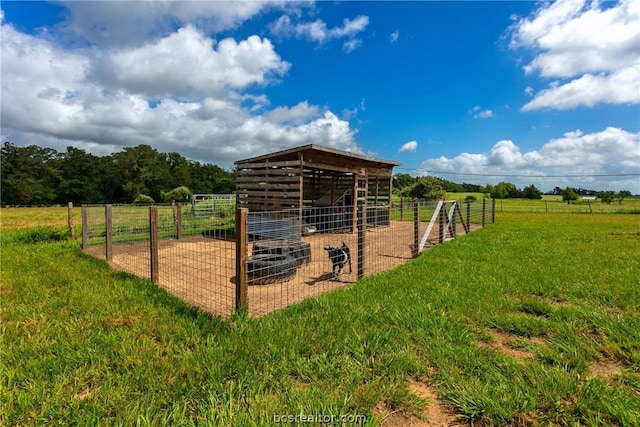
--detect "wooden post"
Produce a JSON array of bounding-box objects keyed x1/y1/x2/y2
[
  {"x1": 176, "y1": 203, "x2": 182, "y2": 240},
  {"x1": 105, "y1": 204, "x2": 113, "y2": 262},
  {"x1": 149, "y1": 206, "x2": 159, "y2": 284},
  {"x1": 400, "y1": 197, "x2": 404, "y2": 221},
  {"x1": 67, "y1": 202, "x2": 75, "y2": 239},
  {"x1": 451, "y1": 202, "x2": 457, "y2": 238},
  {"x1": 482, "y1": 199, "x2": 486, "y2": 227},
  {"x1": 235, "y1": 208, "x2": 248, "y2": 311},
  {"x1": 466, "y1": 200, "x2": 471, "y2": 229},
  {"x1": 438, "y1": 202, "x2": 445, "y2": 244},
  {"x1": 357, "y1": 204, "x2": 366, "y2": 279},
  {"x1": 492, "y1": 198, "x2": 496, "y2": 223},
  {"x1": 351, "y1": 175, "x2": 358, "y2": 234},
  {"x1": 458, "y1": 203, "x2": 470, "y2": 234},
  {"x1": 412, "y1": 200, "x2": 419, "y2": 258},
  {"x1": 81, "y1": 204, "x2": 88, "y2": 250},
  {"x1": 298, "y1": 153, "x2": 304, "y2": 238}
]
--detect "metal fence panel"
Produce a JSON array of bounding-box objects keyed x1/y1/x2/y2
[{"x1": 81, "y1": 199, "x2": 496, "y2": 318}]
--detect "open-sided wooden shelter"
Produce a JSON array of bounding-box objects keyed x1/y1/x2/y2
[{"x1": 235, "y1": 144, "x2": 401, "y2": 234}]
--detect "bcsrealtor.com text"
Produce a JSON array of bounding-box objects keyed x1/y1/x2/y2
[{"x1": 273, "y1": 413, "x2": 367, "y2": 424}]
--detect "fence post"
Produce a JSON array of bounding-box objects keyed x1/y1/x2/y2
[
  {"x1": 235, "y1": 208, "x2": 248, "y2": 311},
  {"x1": 482, "y1": 199, "x2": 486, "y2": 227},
  {"x1": 357, "y1": 204, "x2": 366, "y2": 279},
  {"x1": 466, "y1": 200, "x2": 471, "y2": 229},
  {"x1": 105, "y1": 204, "x2": 113, "y2": 262},
  {"x1": 149, "y1": 206, "x2": 159, "y2": 284},
  {"x1": 81, "y1": 204, "x2": 88, "y2": 249},
  {"x1": 67, "y1": 202, "x2": 75, "y2": 239},
  {"x1": 439, "y1": 202, "x2": 445, "y2": 244},
  {"x1": 492, "y1": 198, "x2": 496, "y2": 223},
  {"x1": 176, "y1": 203, "x2": 183, "y2": 240},
  {"x1": 451, "y1": 202, "x2": 457, "y2": 238},
  {"x1": 412, "y1": 200, "x2": 419, "y2": 257},
  {"x1": 400, "y1": 197, "x2": 404, "y2": 221}
]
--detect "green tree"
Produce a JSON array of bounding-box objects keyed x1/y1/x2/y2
[
  {"x1": 113, "y1": 145, "x2": 172, "y2": 202},
  {"x1": 562, "y1": 187, "x2": 579, "y2": 204},
  {"x1": 56, "y1": 147, "x2": 103, "y2": 204},
  {"x1": 462, "y1": 182, "x2": 484, "y2": 193},
  {"x1": 598, "y1": 191, "x2": 615, "y2": 204},
  {"x1": 616, "y1": 190, "x2": 631, "y2": 205},
  {"x1": 0, "y1": 142, "x2": 60, "y2": 205},
  {"x1": 1, "y1": 141, "x2": 236, "y2": 204},
  {"x1": 400, "y1": 176, "x2": 446, "y2": 200},
  {"x1": 166, "y1": 152, "x2": 191, "y2": 189},
  {"x1": 189, "y1": 162, "x2": 234, "y2": 194},
  {"x1": 488, "y1": 182, "x2": 518, "y2": 199},
  {"x1": 393, "y1": 173, "x2": 417, "y2": 192},
  {"x1": 522, "y1": 184, "x2": 543, "y2": 200}
]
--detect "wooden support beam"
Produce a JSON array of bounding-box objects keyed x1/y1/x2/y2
[
  {"x1": 67, "y1": 202, "x2": 75, "y2": 239},
  {"x1": 81, "y1": 204, "x2": 88, "y2": 249},
  {"x1": 235, "y1": 208, "x2": 248, "y2": 311},
  {"x1": 105, "y1": 205, "x2": 113, "y2": 262},
  {"x1": 149, "y1": 206, "x2": 159, "y2": 284}
]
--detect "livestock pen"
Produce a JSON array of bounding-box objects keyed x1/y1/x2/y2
[{"x1": 82, "y1": 199, "x2": 495, "y2": 317}]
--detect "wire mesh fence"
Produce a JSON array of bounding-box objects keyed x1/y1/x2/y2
[
  {"x1": 80, "y1": 199, "x2": 496, "y2": 318},
  {"x1": 82, "y1": 203, "x2": 237, "y2": 316}
]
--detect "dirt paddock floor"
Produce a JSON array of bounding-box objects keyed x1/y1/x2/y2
[{"x1": 84, "y1": 220, "x2": 477, "y2": 317}]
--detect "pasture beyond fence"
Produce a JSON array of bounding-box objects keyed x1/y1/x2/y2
[{"x1": 79, "y1": 199, "x2": 496, "y2": 317}]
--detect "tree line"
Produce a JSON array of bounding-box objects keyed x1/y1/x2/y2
[
  {"x1": 392, "y1": 173, "x2": 632, "y2": 203},
  {"x1": 1, "y1": 142, "x2": 234, "y2": 206},
  {"x1": 2, "y1": 143, "x2": 633, "y2": 206}
]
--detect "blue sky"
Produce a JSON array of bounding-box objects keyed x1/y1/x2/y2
[{"x1": 1, "y1": 0, "x2": 639, "y2": 193}]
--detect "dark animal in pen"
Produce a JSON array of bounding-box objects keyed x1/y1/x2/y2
[{"x1": 324, "y1": 243, "x2": 352, "y2": 280}]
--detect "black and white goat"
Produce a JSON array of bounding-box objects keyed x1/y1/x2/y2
[{"x1": 324, "y1": 242, "x2": 352, "y2": 280}]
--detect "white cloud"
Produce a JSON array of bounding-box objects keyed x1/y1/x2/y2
[
  {"x1": 60, "y1": 0, "x2": 291, "y2": 48},
  {"x1": 509, "y1": 0, "x2": 640, "y2": 110},
  {"x1": 399, "y1": 140, "x2": 418, "y2": 153},
  {"x1": 522, "y1": 66, "x2": 640, "y2": 111},
  {"x1": 471, "y1": 105, "x2": 494, "y2": 119},
  {"x1": 420, "y1": 127, "x2": 640, "y2": 192},
  {"x1": 343, "y1": 38, "x2": 362, "y2": 53},
  {"x1": 271, "y1": 14, "x2": 369, "y2": 47},
  {"x1": 94, "y1": 26, "x2": 290, "y2": 99},
  {"x1": 390, "y1": 30, "x2": 399, "y2": 43},
  {"x1": 0, "y1": 20, "x2": 359, "y2": 166},
  {"x1": 263, "y1": 101, "x2": 320, "y2": 125}
]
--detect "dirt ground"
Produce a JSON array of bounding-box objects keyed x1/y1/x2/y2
[{"x1": 84, "y1": 220, "x2": 477, "y2": 317}]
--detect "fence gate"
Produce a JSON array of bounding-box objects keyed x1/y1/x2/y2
[{"x1": 418, "y1": 200, "x2": 475, "y2": 252}]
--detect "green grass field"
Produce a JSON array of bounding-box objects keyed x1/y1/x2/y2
[
  {"x1": 393, "y1": 194, "x2": 640, "y2": 214},
  {"x1": 2, "y1": 208, "x2": 639, "y2": 425}
]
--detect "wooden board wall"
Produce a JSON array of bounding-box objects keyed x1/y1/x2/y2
[
  {"x1": 235, "y1": 150, "x2": 396, "y2": 212},
  {"x1": 236, "y1": 160, "x2": 303, "y2": 212}
]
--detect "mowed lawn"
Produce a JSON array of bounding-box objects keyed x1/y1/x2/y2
[{"x1": 1, "y1": 210, "x2": 639, "y2": 426}]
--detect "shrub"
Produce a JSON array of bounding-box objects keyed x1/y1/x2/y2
[
  {"x1": 162, "y1": 186, "x2": 192, "y2": 203},
  {"x1": 133, "y1": 194, "x2": 155, "y2": 204}
]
